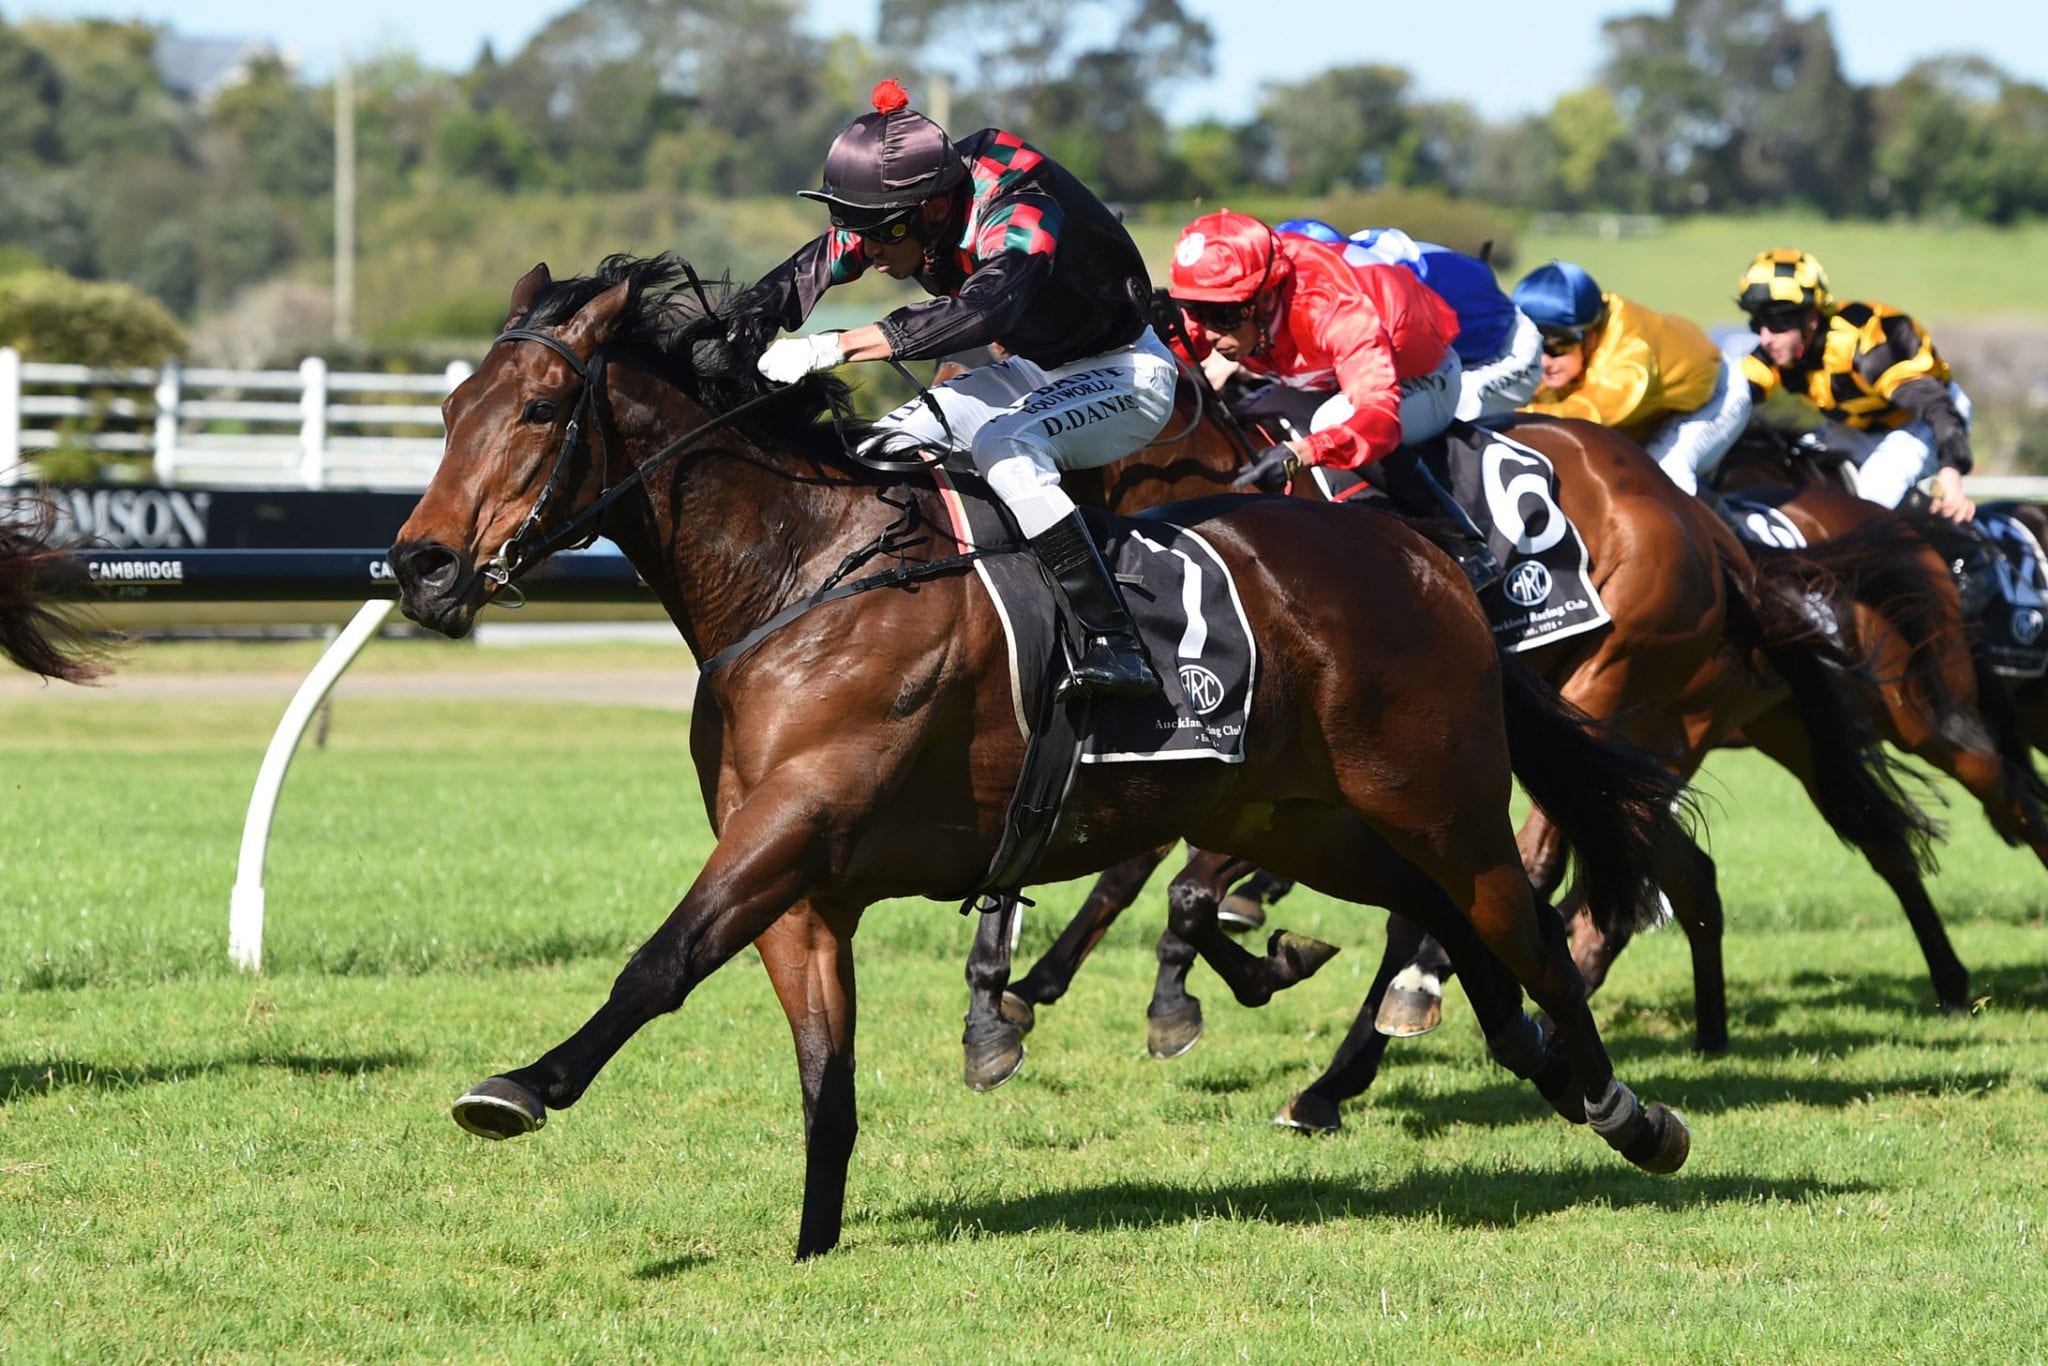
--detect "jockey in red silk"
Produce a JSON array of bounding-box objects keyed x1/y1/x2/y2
[
  {"x1": 1168, "y1": 209, "x2": 1501, "y2": 589},
  {"x1": 731, "y1": 80, "x2": 1175, "y2": 702}
]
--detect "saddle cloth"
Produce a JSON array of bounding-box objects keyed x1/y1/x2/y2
[
  {"x1": 1971, "y1": 504, "x2": 2048, "y2": 679},
  {"x1": 931, "y1": 467, "x2": 1257, "y2": 763},
  {"x1": 1725, "y1": 493, "x2": 2048, "y2": 679},
  {"x1": 1308, "y1": 419, "x2": 1611, "y2": 652}
]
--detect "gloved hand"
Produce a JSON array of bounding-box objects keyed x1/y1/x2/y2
[
  {"x1": 1232, "y1": 442, "x2": 1299, "y2": 492},
  {"x1": 757, "y1": 333, "x2": 845, "y2": 384}
]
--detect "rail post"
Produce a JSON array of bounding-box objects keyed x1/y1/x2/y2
[
  {"x1": 0, "y1": 346, "x2": 20, "y2": 485},
  {"x1": 153, "y1": 358, "x2": 182, "y2": 484},
  {"x1": 298, "y1": 355, "x2": 328, "y2": 489}
]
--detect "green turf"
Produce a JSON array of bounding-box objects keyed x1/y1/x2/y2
[{"x1": 3, "y1": 668, "x2": 2047, "y2": 1359}]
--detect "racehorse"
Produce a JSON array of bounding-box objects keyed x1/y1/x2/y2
[
  {"x1": 1711, "y1": 430, "x2": 2048, "y2": 863},
  {"x1": 0, "y1": 494, "x2": 112, "y2": 683},
  {"x1": 388, "y1": 254, "x2": 1694, "y2": 1258},
  {"x1": 984, "y1": 385, "x2": 1953, "y2": 1126}
]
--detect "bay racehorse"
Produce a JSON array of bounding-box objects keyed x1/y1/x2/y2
[
  {"x1": 0, "y1": 494, "x2": 112, "y2": 683},
  {"x1": 389, "y1": 254, "x2": 1694, "y2": 1257},
  {"x1": 984, "y1": 380, "x2": 1950, "y2": 1127}
]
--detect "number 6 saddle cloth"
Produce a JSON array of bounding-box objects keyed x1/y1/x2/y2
[
  {"x1": 1306, "y1": 418, "x2": 1612, "y2": 652},
  {"x1": 931, "y1": 464, "x2": 1258, "y2": 764}
]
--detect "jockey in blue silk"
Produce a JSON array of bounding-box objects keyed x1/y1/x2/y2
[
  {"x1": 730, "y1": 80, "x2": 1176, "y2": 702},
  {"x1": 1275, "y1": 219, "x2": 1543, "y2": 419}
]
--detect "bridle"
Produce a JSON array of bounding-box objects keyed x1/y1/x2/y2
[{"x1": 474, "y1": 321, "x2": 797, "y2": 596}]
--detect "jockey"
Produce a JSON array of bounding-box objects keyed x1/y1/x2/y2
[
  {"x1": 1736, "y1": 248, "x2": 1976, "y2": 522},
  {"x1": 1276, "y1": 221, "x2": 1543, "y2": 419},
  {"x1": 1171, "y1": 209, "x2": 1502, "y2": 589},
  {"x1": 730, "y1": 80, "x2": 1175, "y2": 702},
  {"x1": 1512, "y1": 260, "x2": 1752, "y2": 497}
]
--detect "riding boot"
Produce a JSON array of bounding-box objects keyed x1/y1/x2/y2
[
  {"x1": 1369, "y1": 447, "x2": 1504, "y2": 591},
  {"x1": 1695, "y1": 488, "x2": 1752, "y2": 541},
  {"x1": 1029, "y1": 510, "x2": 1164, "y2": 703}
]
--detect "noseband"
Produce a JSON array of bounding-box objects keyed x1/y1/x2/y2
[{"x1": 480, "y1": 327, "x2": 613, "y2": 594}]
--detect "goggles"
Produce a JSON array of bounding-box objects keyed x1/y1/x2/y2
[
  {"x1": 831, "y1": 205, "x2": 918, "y2": 245},
  {"x1": 1182, "y1": 299, "x2": 1255, "y2": 332},
  {"x1": 1748, "y1": 307, "x2": 1810, "y2": 334},
  {"x1": 1539, "y1": 327, "x2": 1590, "y2": 357}
]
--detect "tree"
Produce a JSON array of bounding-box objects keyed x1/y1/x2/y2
[
  {"x1": 1245, "y1": 65, "x2": 1427, "y2": 194},
  {"x1": 1600, "y1": 0, "x2": 1866, "y2": 213},
  {"x1": 0, "y1": 21, "x2": 64, "y2": 165}
]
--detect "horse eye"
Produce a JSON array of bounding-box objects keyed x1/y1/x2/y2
[{"x1": 522, "y1": 398, "x2": 557, "y2": 424}]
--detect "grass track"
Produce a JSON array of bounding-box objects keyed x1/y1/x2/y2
[{"x1": 4, "y1": 655, "x2": 2048, "y2": 1359}]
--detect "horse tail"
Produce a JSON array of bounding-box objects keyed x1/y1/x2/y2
[
  {"x1": 0, "y1": 497, "x2": 115, "y2": 684},
  {"x1": 1727, "y1": 544, "x2": 1944, "y2": 871},
  {"x1": 1497, "y1": 644, "x2": 1689, "y2": 937}
]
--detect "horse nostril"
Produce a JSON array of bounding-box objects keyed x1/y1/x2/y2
[{"x1": 397, "y1": 542, "x2": 463, "y2": 595}]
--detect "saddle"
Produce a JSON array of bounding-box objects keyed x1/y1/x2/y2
[{"x1": 929, "y1": 452, "x2": 1260, "y2": 911}]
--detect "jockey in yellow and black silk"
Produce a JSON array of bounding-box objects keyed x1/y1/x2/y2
[{"x1": 1736, "y1": 247, "x2": 1975, "y2": 522}]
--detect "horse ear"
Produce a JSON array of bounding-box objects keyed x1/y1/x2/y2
[
  {"x1": 558, "y1": 278, "x2": 634, "y2": 352},
  {"x1": 503, "y1": 263, "x2": 551, "y2": 329}
]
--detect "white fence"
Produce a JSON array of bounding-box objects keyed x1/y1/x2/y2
[{"x1": 0, "y1": 346, "x2": 469, "y2": 490}]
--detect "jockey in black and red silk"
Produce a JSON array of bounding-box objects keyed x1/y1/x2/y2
[{"x1": 730, "y1": 80, "x2": 1175, "y2": 703}]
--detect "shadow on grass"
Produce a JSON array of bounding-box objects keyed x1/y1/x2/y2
[
  {"x1": 632, "y1": 1253, "x2": 715, "y2": 1279},
  {"x1": 893, "y1": 1165, "x2": 1862, "y2": 1242},
  {"x1": 1356, "y1": 1063, "x2": 2024, "y2": 1141},
  {"x1": 0, "y1": 1050, "x2": 417, "y2": 1103}
]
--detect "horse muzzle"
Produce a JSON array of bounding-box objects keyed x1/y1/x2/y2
[{"x1": 390, "y1": 537, "x2": 489, "y2": 638}]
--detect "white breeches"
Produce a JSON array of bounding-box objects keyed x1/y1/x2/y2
[
  {"x1": 1308, "y1": 349, "x2": 1464, "y2": 447},
  {"x1": 1454, "y1": 310, "x2": 1544, "y2": 420},
  {"x1": 1642, "y1": 358, "x2": 1753, "y2": 495},
  {"x1": 1824, "y1": 383, "x2": 1974, "y2": 508},
  {"x1": 867, "y1": 328, "x2": 1180, "y2": 538}
]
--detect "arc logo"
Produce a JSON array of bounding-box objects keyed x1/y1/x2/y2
[
  {"x1": 1173, "y1": 233, "x2": 1207, "y2": 268},
  {"x1": 1177, "y1": 663, "x2": 1225, "y2": 715},
  {"x1": 1503, "y1": 560, "x2": 1553, "y2": 608}
]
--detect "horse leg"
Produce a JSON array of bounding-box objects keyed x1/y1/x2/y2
[
  {"x1": 1744, "y1": 703, "x2": 1971, "y2": 1014},
  {"x1": 1141, "y1": 849, "x2": 1273, "y2": 1057},
  {"x1": 1273, "y1": 911, "x2": 1426, "y2": 1131},
  {"x1": 1371, "y1": 929, "x2": 1457, "y2": 1037},
  {"x1": 756, "y1": 900, "x2": 863, "y2": 1259},
  {"x1": 1219, "y1": 869, "x2": 1295, "y2": 933},
  {"x1": 1004, "y1": 841, "x2": 1174, "y2": 1031},
  {"x1": 450, "y1": 786, "x2": 840, "y2": 1219},
  {"x1": 1159, "y1": 847, "x2": 1341, "y2": 1011},
  {"x1": 963, "y1": 899, "x2": 1027, "y2": 1092}
]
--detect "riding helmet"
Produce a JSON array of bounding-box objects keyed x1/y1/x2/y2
[
  {"x1": 1274, "y1": 218, "x2": 1346, "y2": 246},
  {"x1": 1170, "y1": 210, "x2": 1289, "y2": 302},
  {"x1": 1513, "y1": 260, "x2": 1607, "y2": 330},
  {"x1": 1736, "y1": 247, "x2": 1831, "y2": 318},
  {"x1": 797, "y1": 80, "x2": 966, "y2": 231}
]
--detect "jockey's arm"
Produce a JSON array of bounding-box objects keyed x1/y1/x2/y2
[
  {"x1": 1893, "y1": 376, "x2": 1977, "y2": 521},
  {"x1": 870, "y1": 250, "x2": 1052, "y2": 362},
  {"x1": 1297, "y1": 298, "x2": 1403, "y2": 470},
  {"x1": 1526, "y1": 333, "x2": 1655, "y2": 429}
]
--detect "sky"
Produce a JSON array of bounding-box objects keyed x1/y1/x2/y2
[{"x1": 13, "y1": 0, "x2": 2047, "y2": 123}]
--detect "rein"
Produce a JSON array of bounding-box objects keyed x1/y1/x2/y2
[{"x1": 478, "y1": 315, "x2": 992, "y2": 673}]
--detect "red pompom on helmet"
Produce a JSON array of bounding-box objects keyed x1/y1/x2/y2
[
  {"x1": 1169, "y1": 210, "x2": 1290, "y2": 303},
  {"x1": 798, "y1": 79, "x2": 965, "y2": 231},
  {"x1": 871, "y1": 79, "x2": 910, "y2": 114}
]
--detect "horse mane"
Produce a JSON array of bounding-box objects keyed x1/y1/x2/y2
[{"x1": 513, "y1": 251, "x2": 871, "y2": 459}]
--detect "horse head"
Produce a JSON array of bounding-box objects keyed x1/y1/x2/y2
[{"x1": 391, "y1": 262, "x2": 638, "y2": 638}]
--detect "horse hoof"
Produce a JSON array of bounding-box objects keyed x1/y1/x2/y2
[
  {"x1": 964, "y1": 1028, "x2": 1025, "y2": 1093},
  {"x1": 1270, "y1": 930, "x2": 1339, "y2": 983},
  {"x1": 1147, "y1": 999, "x2": 1204, "y2": 1059},
  {"x1": 1374, "y1": 966, "x2": 1444, "y2": 1037},
  {"x1": 999, "y1": 991, "x2": 1037, "y2": 1034},
  {"x1": 1620, "y1": 1103, "x2": 1691, "y2": 1174},
  {"x1": 451, "y1": 1075, "x2": 545, "y2": 1140},
  {"x1": 1217, "y1": 893, "x2": 1266, "y2": 934},
  {"x1": 1271, "y1": 1092, "x2": 1340, "y2": 1133}
]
